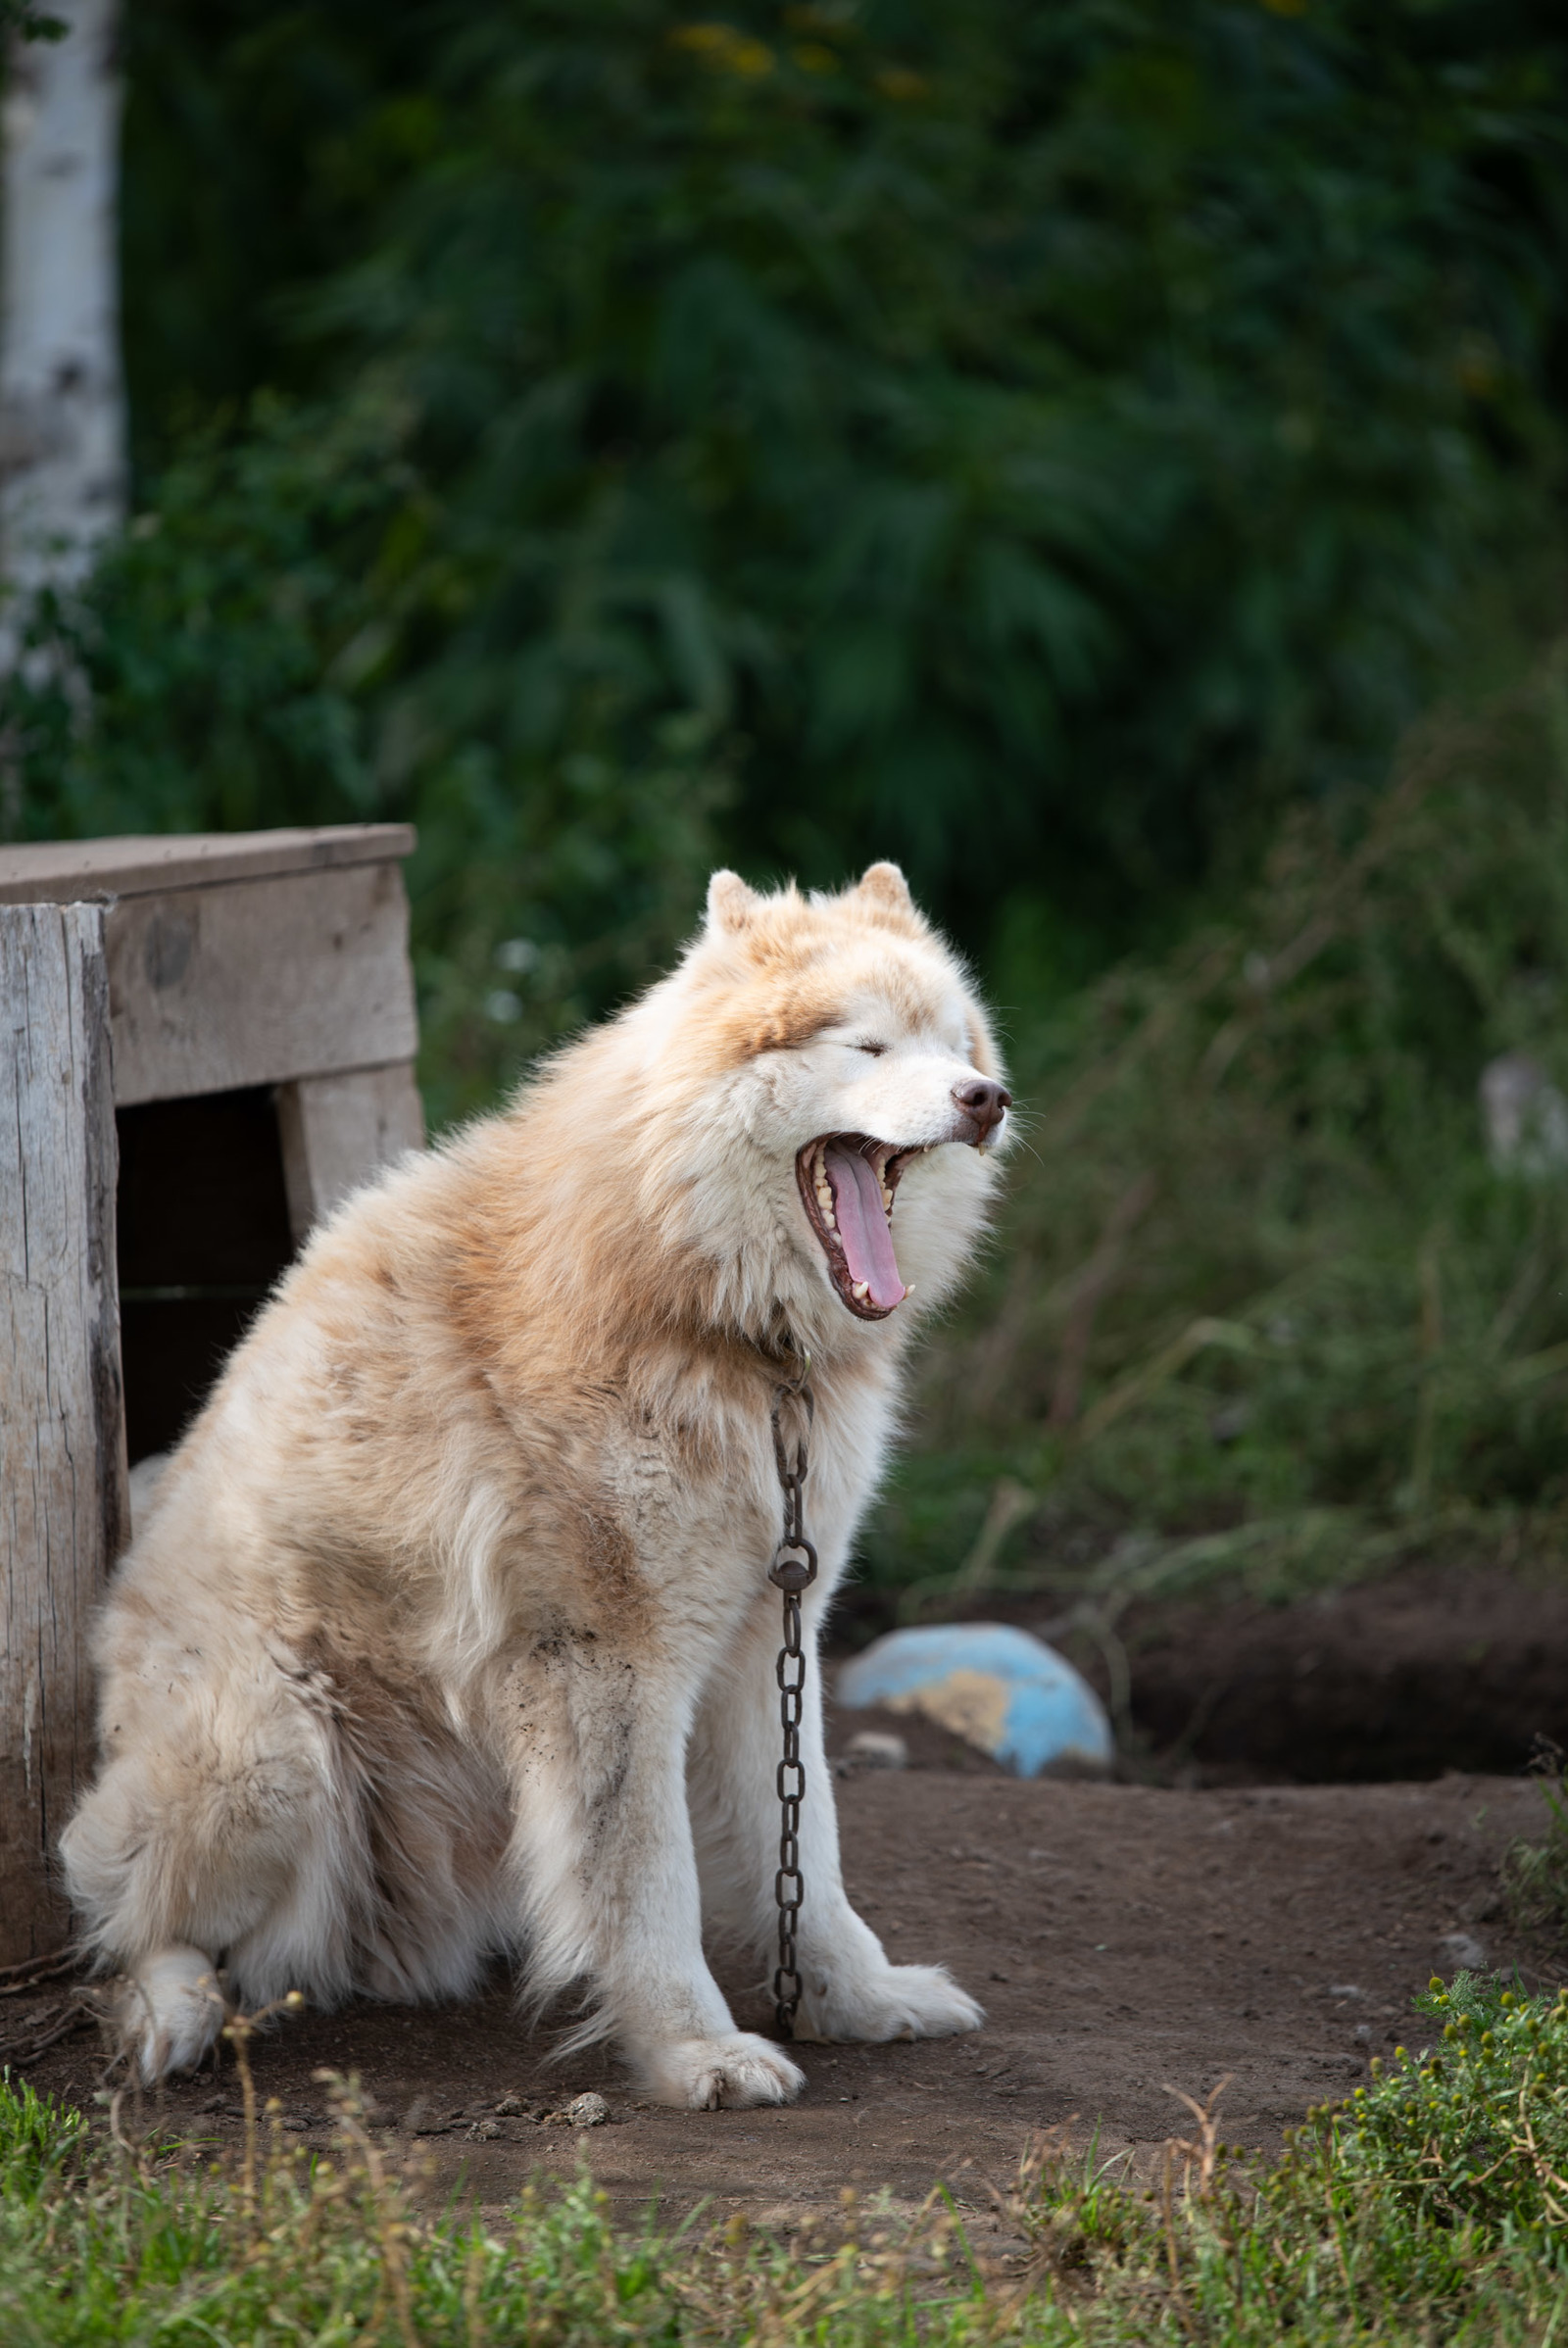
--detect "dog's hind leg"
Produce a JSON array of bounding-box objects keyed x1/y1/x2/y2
[
  {"x1": 495, "y1": 1638, "x2": 806, "y2": 2110},
  {"x1": 60, "y1": 1633, "x2": 367, "y2": 2080}
]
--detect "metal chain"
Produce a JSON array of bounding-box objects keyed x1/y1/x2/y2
[{"x1": 766, "y1": 1363, "x2": 816, "y2": 2040}]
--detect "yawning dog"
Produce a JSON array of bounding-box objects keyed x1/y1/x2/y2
[{"x1": 62, "y1": 862, "x2": 1012, "y2": 2107}]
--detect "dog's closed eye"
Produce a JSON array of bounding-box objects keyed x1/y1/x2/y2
[{"x1": 854, "y1": 1041, "x2": 888, "y2": 1056}]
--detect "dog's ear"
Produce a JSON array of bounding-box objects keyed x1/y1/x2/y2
[
  {"x1": 706, "y1": 870, "x2": 760, "y2": 935},
  {"x1": 855, "y1": 862, "x2": 917, "y2": 918}
]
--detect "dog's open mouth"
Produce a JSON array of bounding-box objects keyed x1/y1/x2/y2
[{"x1": 795, "y1": 1135, "x2": 925, "y2": 1319}]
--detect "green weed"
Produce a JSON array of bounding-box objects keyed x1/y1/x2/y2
[{"x1": 1504, "y1": 1744, "x2": 1568, "y2": 1946}]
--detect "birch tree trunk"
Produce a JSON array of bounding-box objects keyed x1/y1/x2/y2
[{"x1": 0, "y1": 0, "x2": 125, "y2": 607}]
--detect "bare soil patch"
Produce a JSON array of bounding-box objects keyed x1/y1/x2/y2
[
  {"x1": 21, "y1": 1762, "x2": 1551, "y2": 2226},
  {"x1": 1115, "y1": 1567, "x2": 1568, "y2": 1782}
]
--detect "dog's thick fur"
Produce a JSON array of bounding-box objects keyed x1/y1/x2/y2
[{"x1": 62, "y1": 864, "x2": 1011, "y2": 2107}]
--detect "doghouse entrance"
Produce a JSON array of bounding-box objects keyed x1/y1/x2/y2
[{"x1": 116, "y1": 1087, "x2": 297, "y2": 1464}]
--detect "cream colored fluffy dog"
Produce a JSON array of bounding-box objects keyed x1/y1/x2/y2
[{"x1": 62, "y1": 863, "x2": 1012, "y2": 2108}]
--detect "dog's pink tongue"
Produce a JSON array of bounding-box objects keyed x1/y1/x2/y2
[{"x1": 824, "y1": 1145, "x2": 906, "y2": 1309}]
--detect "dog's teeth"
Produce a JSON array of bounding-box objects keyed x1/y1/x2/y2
[
  {"x1": 880, "y1": 1183, "x2": 893, "y2": 1213},
  {"x1": 852, "y1": 1280, "x2": 870, "y2": 1301}
]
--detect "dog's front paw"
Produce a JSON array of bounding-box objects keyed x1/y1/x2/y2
[
  {"x1": 115, "y1": 1945, "x2": 226, "y2": 2083},
  {"x1": 804, "y1": 1961, "x2": 985, "y2": 2044},
  {"x1": 639, "y1": 2031, "x2": 806, "y2": 2111}
]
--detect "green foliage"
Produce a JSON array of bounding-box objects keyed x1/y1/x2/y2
[
  {"x1": 1503, "y1": 1743, "x2": 1568, "y2": 1942},
  {"x1": 0, "y1": 4, "x2": 66, "y2": 37},
  {"x1": 5, "y1": 397, "x2": 405, "y2": 845},
  {"x1": 117, "y1": 0, "x2": 428, "y2": 424},
  {"x1": 0, "y1": 393, "x2": 730, "y2": 1124},
  {"x1": 869, "y1": 647, "x2": 1568, "y2": 1609},
  {"x1": 1323, "y1": 1975, "x2": 1568, "y2": 2243},
  {"x1": 0, "y1": 2073, "x2": 86, "y2": 2199},
  {"x1": 240, "y1": 0, "x2": 1568, "y2": 948},
  {"x1": 6, "y1": 1982, "x2": 1568, "y2": 2342},
  {"x1": 15, "y1": 0, "x2": 1568, "y2": 1014}
]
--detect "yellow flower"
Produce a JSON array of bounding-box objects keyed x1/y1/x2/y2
[{"x1": 670, "y1": 23, "x2": 776, "y2": 75}]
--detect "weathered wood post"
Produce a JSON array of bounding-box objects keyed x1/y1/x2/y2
[{"x1": 0, "y1": 901, "x2": 128, "y2": 1964}]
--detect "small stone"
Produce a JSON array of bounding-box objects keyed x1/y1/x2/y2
[
  {"x1": 845, "y1": 1731, "x2": 908, "y2": 1771},
  {"x1": 1437, "y1": 1932, "x2": 1488, "y2": 1974},
  {"x1": 564, "y1": 2091, "x2": 610, "y2": 2128},
  {"x1": 493, "y1": 2094, "x2": 523, "y2": 2117},
  {"x1": 470, "y1": 2118, "x2": 503, "y2": 2140}
]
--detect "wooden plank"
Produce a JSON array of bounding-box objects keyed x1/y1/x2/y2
[
  {"x1": 0, "y1": 823, "x2": 416, "y2": 905},
  {"x1": 276, "y1": 1062, "x2": 425, "y2": 1244},
  {"x1": 106, "y1": 860, "x2": 419, "y2": 1105},
  {"x1": 0, "y1": 902, "x2": 129, "y2": 1965}
]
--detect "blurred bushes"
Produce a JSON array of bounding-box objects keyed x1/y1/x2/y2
[
  {"x1": 9, "y1": 0, "x2": 1568, "y2": 1099},
  {"x1": 873, "y1": 643, "x2": 1568, "y2": 1607},
  {"x1": 0, "y1": 393, "x2": 731, "y2": 1122}
]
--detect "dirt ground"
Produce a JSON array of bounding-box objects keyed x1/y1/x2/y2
[{"x1": 18, "y1": 1753, "x2": 1551, "y2": 2228}]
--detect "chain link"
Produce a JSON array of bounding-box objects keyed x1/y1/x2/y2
[{"x1": 766, "y1": 1362, "x2": 816, "y2": 2039}]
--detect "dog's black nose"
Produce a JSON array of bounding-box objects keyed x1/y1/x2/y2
[{"x1": 953, "y1": 1077, "x2": 1011, "y2": 1142}]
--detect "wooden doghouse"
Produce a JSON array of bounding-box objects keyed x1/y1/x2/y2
[{"x1": 0, "y1": 826, "x2": 422, "y2": 1964}]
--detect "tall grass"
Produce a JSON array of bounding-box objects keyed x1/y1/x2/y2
[{"x1": 866, "y1": 646, "x2": 1568, "y2": 1623}]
